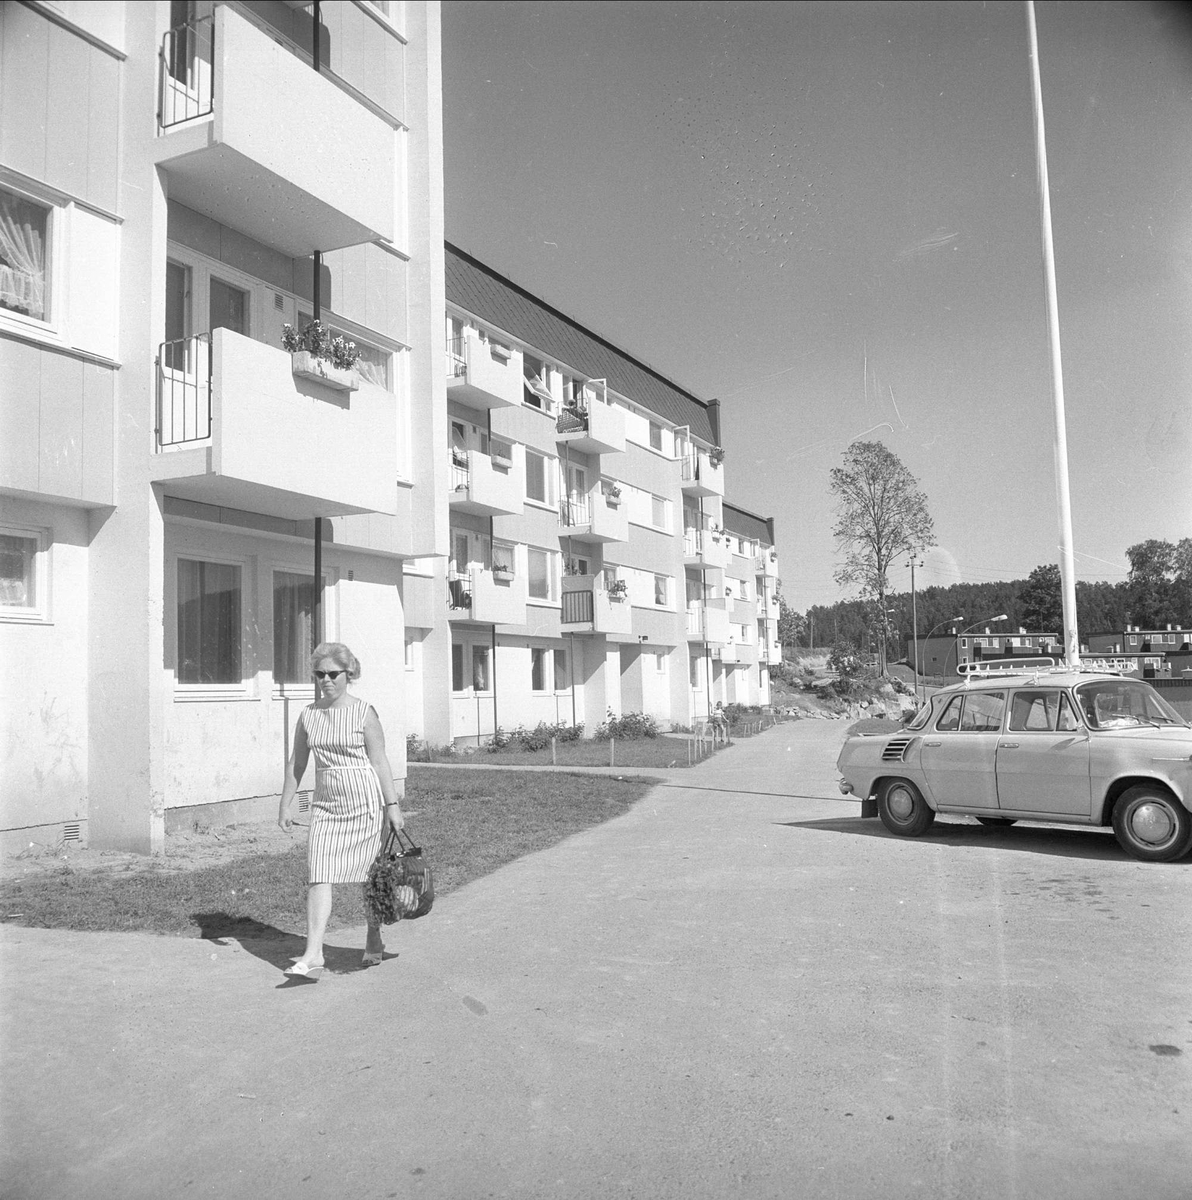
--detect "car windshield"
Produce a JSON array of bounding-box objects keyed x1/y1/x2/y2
[{"x1": 1075, "y1": 680, "x2": 1189, "y2": 729}]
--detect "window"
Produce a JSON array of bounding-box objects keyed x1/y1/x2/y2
[
  {"x1": 654, "y1": 574, "x2": 670, "y2": 607},
  {"x1": 690, "y1": 652, "x2": 701, "y2": 689},
  {"x1": 523, "y1": 354, "x2": 554, "y2": 410},
  {"x1": 472, "y1": 645, "x2": 491, "y2": 692},
  {"x1": 273, "y1": 571, "x2": 316, "y2": 684},
  {"x1": 525, "y1": 450, "x2": 557, "y2": 507},
  {"x1": 554, "y1": 648, "x2": 569, "y2": 691},
  {"x1": 404, "y1": 635, "x2": 415, "y2": 671},
  {"x1": 531, "y1": 647, "x2": 547, "y2": 692},
  {"x1": 299, "y1": 310, "x2": 391, "y2": 389},
  {"x1": 655, "y1": 652, "x2": 667, "y2": 674},
  {"x1": 960, "y1": 691, "x2": 1005, "y2": 732},
  {"x1": 209, "y1": 276, "x2": 249, "y2": 336},
  {"x1": 0, "y1": 186, "x2": 51, "y2": 323},
  {"x1": 452, "y1": 643, "x2": 464, "y2": 692},
  {"x1": 936, "y1": 695, "x2": 963, "y2": 732},
  {"x1": 165, "y1": 260, "x2": 192, "y2": 343},
  {"x1": 177, "y1": 559, "x2": 241, "y2": 684},
  {"x1": 528, "y1": 548, "x2": 556, "y2": 602},
  {"x1": 0, "y1": 529, "x2": 45, "y2": 620},
  {"x1": 649, "y1": 421, "x2": 663, "y2": 451},
  {"x1": 651, "y1": 495, "x2": 668, "y2": 530}
]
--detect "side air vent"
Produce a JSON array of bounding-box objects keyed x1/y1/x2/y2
[
  {"x1": 297, "y1": 791, "x2": 312, "y2": 815},
  {"x1": 61, "y1": 821, "x2": 83, "y2": 842},
  {"x1": 881, "y1": 736, "x2": 914, "y2": 763}
]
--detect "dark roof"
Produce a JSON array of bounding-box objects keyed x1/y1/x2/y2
[
  {"x1": 445, "y1": 243, "x2": 716, "y2": 443},
  {"x1": 721, "y1": 501, "x2": 774, "y2": 548}
]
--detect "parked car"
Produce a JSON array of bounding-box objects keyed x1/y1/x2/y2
[{"x1": 836, "y1": 667, "x2": 1192, "y2": 862}]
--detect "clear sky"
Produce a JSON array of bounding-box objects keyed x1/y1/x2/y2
[{"x1": 441, "y1": 0, "x2": 1192, "y2": 612}]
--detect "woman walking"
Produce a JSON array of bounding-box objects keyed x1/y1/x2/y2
[{"x1": 278, "y1": 642, "x2": 404, "y2": 978}]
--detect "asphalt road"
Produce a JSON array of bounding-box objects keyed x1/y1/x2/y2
[{"x1": 2, "y1": 720, "x2": 1190, "y2": 1200}]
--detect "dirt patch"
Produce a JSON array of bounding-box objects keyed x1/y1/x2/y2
[{"x1": 1, "y1": 820, "x2": 304, "y2": 883}]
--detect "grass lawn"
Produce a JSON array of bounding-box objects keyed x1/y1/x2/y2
[
  {"x1": 440, "y1": 734, "x2": 709, "y2": 769},
  {"x1": 0, "y1": 768, "x2": 654, "y2": 938}
]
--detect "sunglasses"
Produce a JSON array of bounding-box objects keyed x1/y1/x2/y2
[{"x1": 314, "y1": 669, "x2": 346, "y2": 680}]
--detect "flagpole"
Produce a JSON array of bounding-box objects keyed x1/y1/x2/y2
[{"x1": 1026, "y1": 0, "x2": 1080, "y2": 667}]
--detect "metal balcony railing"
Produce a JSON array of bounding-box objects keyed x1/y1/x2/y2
[
  {"x1": 157, "y1": 334, "x2": 212, "y2": 447},
  {"x1": 560, "y1": 496, "x2": 593, "y2": 527},
  {"x1": 446, "y1": 336, "x2": 466, "y2": 380},
  {"x1": 561, "y1": 589, "x2": 595, "y2": 624},
  {"x1": 160, "y1": 16, "x2": 215, "y2": 129}
]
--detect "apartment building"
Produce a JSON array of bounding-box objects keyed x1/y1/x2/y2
[
  {"x1": 404, "y1": 245, "x2": 781, "y2": 746},
  {"x1": 0, "y1": 1, "x2": 445, "y2": 853},
  {"x1": 720, "y1": 502, "x2": 783, "y2": 706}
]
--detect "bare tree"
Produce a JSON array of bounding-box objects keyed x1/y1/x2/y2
[{"x1": 830, "y1": 441, "x2": 935, "y2": 674}]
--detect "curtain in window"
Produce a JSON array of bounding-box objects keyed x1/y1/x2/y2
[
  {"x1": 0, "y1": 534, "x2": 36, "y2": 606},
  {"x1": 0, "y1": 189, "x2": 48, "y2": 320},
  {"x1": 178, "y1": 560, "x2": 241, "y2": 683},
  {"x1": 274, "y1": 572, "x2": 315, "y2": 683},
  {"x1": 528, "y1": 550, "x2": 550, "y2": 599}
]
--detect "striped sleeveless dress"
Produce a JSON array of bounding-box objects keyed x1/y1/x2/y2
[{"x1": 302, "y1": 698, "x2": 384, "y2": 884}]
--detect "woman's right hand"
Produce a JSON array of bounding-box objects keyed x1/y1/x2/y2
[{"x1": 278, "y1": 804, "x2": 295, "y2": 833}]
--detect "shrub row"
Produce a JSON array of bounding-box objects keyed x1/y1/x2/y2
[{"x1": 486, "y1": 721, "x2": 584, "y2": 753}]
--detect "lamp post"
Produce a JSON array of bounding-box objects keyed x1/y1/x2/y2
[
  {"x1": 943, "y1": 614, "x2": 1009, "y2": 681},
  {"x1": 907, "y1": 556, "x2": 921, "y2": 700}
]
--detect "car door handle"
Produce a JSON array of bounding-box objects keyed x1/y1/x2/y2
[
  {"x1": 925, "y1": 740, "x2": 941, "y2": 747},
  {"x1": 999, "y1": 742, "x2": 1019, "y2": 749}
]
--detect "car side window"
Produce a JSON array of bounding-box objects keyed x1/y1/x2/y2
[
  {"x1": 1009, "y1": 690, "x2": 1060, "y2": 731},
  {"x1": 935, "y1": 696, "x2": 963, "y2": 732},
  {"x1": 1056, "y1": 693, "x2": 1080, "y2": 732},
  {"x1": 960, "y1": 691, "x2": 1005, "y2": 732}
]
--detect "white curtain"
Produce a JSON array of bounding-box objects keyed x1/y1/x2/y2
[{"x1": 0, "y1": 190, "x2": 47, "y2": 320}]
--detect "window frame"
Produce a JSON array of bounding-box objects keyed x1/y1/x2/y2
[
  {"x1": 531, "y1": 646, "x2": 548, "y2": 693},
  {"x1": 271, "y1": 568, "x2": 330, "y2": 695},
  {"x1": 653, "y1": 573, "x2": 672, "y2": 609},
  {"x1": 524, "y1": 449, "x2": 559, "y2": 510},
  {"x1": 173, "y1": 553, "x2": 249, "y2": 697},
  {"x1": 0, "y1": 179, "x2": 61, "y2": 337},
  {"x1": 526, "y1": 546, "x2": 559, "y2": 605},
  {"x1": 0, "y1": 525, "x2": 50, "y2": 624}
]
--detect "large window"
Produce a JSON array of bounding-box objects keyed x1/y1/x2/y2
[
  {"x1": 472, "y1": 645, "x2": 491, "y2": 692},
  {"x1": 654, "y1": 574, "x2": 671, "y2": 608},
  {"x1": 525, "y1": 450, "x2": 557, "y2": 506},
  {"x1": 554, "y1": 648, "x2": 569, "y2": 691},
  {"x1": 0, "y1": 186, "x2": 51, "y2": 323},
  {"x1": 0, "y1": 529, "x2": 45, "y2": 620},
  {"x1": 651, "y1": 494, "x2": 669, "y2": 530},
  {"x1": 177, "y1": 559, "x2": 242, "y2": 684},
  {"x1": 452, "y1": 643, "x2": 464, "y2": 692},
  {"x1": 523, "y1": 354, "x2": 554, "y2": 411},
  {"x1": 649, "y1": 421, "x2": 663, "y2": 451},
  {"x1": 528, "y1": 548, "x2": 556, "y2": 602},
  {"x1": 273, "y1": 571, "x2": 316, "y2": 685},
  {"x1": 531, "y1": 647, "x2": 548, "y2": 693}
]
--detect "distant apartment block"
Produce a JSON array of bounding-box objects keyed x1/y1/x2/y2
[
  {"x1": 912, "y1": 627, "x2": 1061, "y2": 678},
  {"x1": 404, "y1": 245, "x2": 781, "y2": 746},
  {"x1": 1, "y1": 1, "x2": 445, "y2": 852}
]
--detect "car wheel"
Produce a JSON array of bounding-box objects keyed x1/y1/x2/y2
[
  {"x1": 1111, "y1": 785, "x2": 1192, "y2": 863},
  {"x1": 878, "y1": 779, "x2": 935, "y2": 838},
  {"x1": 975, "y1": 817, "x2": 1017, "y2": 827}
]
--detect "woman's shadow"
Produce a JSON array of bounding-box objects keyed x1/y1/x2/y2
[{"x1": 192, "y1": 912, "x2": 391, "y2": 987}]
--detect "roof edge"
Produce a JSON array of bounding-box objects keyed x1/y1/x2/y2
[{"x1": 445, "y1": 241, "x2": 713, "y2": 415}]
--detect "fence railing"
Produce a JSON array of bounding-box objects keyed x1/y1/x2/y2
[
  {"x1": 160, "y1": 16, "x2": 215, "y2": 129},
  {"x1": 157, "y1": 334, "x2": 212, "y2": 447},
  {"x1": 446, "y1": 336, "x2": 466, "y2": 379},
  {"x1": 561, "y1": 589, "x2": 595, "y2": 624},
  {"x1": 560, "y1": 497, "x2": 592, "y2": 527}
]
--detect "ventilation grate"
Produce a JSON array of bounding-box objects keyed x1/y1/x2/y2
[
  {"x1": 274, "y1": 292, "x2": 285, "y2": 310},
  {"x1": 297, "y1": 791, "x2": 312, "y2": 815},
  {"x1": 61, "y1": 821, "x2": 83, "y2": 842},
  {"x1": 881, "y1": 736, "x2": 914, "y2": 763}
]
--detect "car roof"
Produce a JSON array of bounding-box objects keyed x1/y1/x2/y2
[{"x1": 934, "y1": 668, "x2": 1134, "y2": 696}]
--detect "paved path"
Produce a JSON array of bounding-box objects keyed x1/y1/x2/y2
[{"x1": 3, "y1": 723, "x2": 1190, "y2": 1199}]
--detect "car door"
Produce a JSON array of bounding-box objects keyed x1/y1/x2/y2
[
  {"x1": 919, "y1": 691, "x2": 1004, "y2": 811},
  {"x1": 996, "y1": 690, "x2": 1091, "y2": 816}
]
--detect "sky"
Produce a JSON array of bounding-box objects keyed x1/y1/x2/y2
[{"x1": 440, "y1": 0, "x2": 1192, "y2": 612}]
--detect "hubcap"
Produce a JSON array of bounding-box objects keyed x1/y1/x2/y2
[
  {"x1": 889, "y1": 787, "x2": 915, "y2": 820},
  {"x1": 1131, "y1": 801, "x2": 1175, "y2": 846}
]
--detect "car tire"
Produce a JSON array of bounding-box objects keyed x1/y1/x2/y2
[
  {"x1": 878, "y1": 779, "x2": 935, "y2": 838},
  {"x1": 1111, "y1": 785, "x2": 1192, "y2": 863},
  {"x1": 975, "y1": 817, "x2": 1017, "y2": 827}
]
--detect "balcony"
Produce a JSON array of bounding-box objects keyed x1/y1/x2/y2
[
  {"x1": 153, "y1": 7, "x2": 395, "y2": 257},
  {"x1": 680, "y1": 451, "x2": 725, "y2": 498},
  {"x1": 756, "y1": 550, "x2": 779, "y2": 579},
  {"x1": 560, "y1": 577, "x2": 634, "y2": 640},
  {"x1": 555, "y1": 401, "x2": 626, "y2": 456},
  {"x1": 446, "y1": 332, "x2": 522, "y2": 411},
  {"x1": 686, "y1": 598, "x2": 731, "y2": 645},
  {"x1": 559, "y1": 486, "x2": 629, "y2": 544},
  {"x1": 764, "y1": 638, "x2": 783, "y2": 665},
  {"x1": 448, "y1": 443, "x2": 523, "y2": 516},
  {"x1": 152, "y1": 329, "x2": 397, "y2": 519},
  {"x1": 447, "y1": 565, "x2": 526, "y2": 626},
  {"x1": 683, "y1": 528, "x2": 731, "y2": 572}
]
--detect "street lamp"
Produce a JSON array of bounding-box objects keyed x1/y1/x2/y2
[{"x1": 943, "y1": 614, "x2": 1009, "y2": 681}]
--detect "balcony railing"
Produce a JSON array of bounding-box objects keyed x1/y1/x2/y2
[
  {"x1": 561, "y1": 589, "x2": 594, "y2": 624},
  {"x1": 447, "y1": 571, "x2": 472, "y2": 612},
  {"x1": 446, "y1": 336, "x2": 467, "y2": 381},
  {"x1": 157, "y1": 334, "x2": 212, "y2": 446},
  {"x1": 560, "y1": 496, "x2": 593, "y2": 527},
  {"x1": 556, "y1": 405, "x2": 588, "y2": 435},
  {"x1": 160, "y1": 17, "x2": 215, "y2": 128}
]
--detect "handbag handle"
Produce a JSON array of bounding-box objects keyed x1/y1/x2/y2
[{"x1": 381, "y1": 824, "x2": 420, "y2": 856}]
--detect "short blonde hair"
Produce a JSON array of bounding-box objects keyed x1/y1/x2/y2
[{"x1": 310, "y1": 642, "x2": 361, "y2": 681}]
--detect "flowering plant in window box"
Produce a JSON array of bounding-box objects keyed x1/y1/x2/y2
[
  {"x1": 489, "y1": 341, "x2": 512, "y2": 362},
  {"x1": 490, "y1": 442, "x2": 513, "y2": 468},
  {"x1": 607, "y1": 578, "x2": 628, "y2": 601},
  {"x1": 492, "y1": 561, "x2": 515, "y2": 582},
  {"x1": 564, "y1": 558, "x2": 588, "y2": 577},
  {"x1": 708, "y1": 445, "x2": 726, "y2": 467},
  {"x1": 282, "y1": 321, "x2": 360, "y2": 392},
  {"x1": 603, "y1": 482, "x2": 622, "y2": 505}
]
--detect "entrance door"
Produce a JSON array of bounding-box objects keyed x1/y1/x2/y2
[{"x1": 996, "y1": 689, "x2": 1091, "y2": 816}]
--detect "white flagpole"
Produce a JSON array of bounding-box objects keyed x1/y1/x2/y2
[{"x1": 1026, "y1": 0, "x2": 1080, "y2": 667}]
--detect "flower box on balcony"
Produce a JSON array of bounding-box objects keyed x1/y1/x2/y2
[
  {"x1": 291, "y1": 351, "x2": 359, "y2": 393},
  {"x1": 490, "y1": 447, "x2": 513, "y2": 469},
  {"x1": 493, "y1": 566, "x2": 515, "y2": 583}
]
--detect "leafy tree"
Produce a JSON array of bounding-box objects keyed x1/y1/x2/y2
[
  {"x1": 1019, "y1": 563, "x2": 1063, "y2": 632},
  {"x1": 1126, "y1": 539, "x2": 1180, "y2": 628},
  {"x1": 776, "y1": 594, "x2": 804, "y2": 649},
  {"x1": 830, "y1": 441, "x2": 935, "y2": 674}
]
